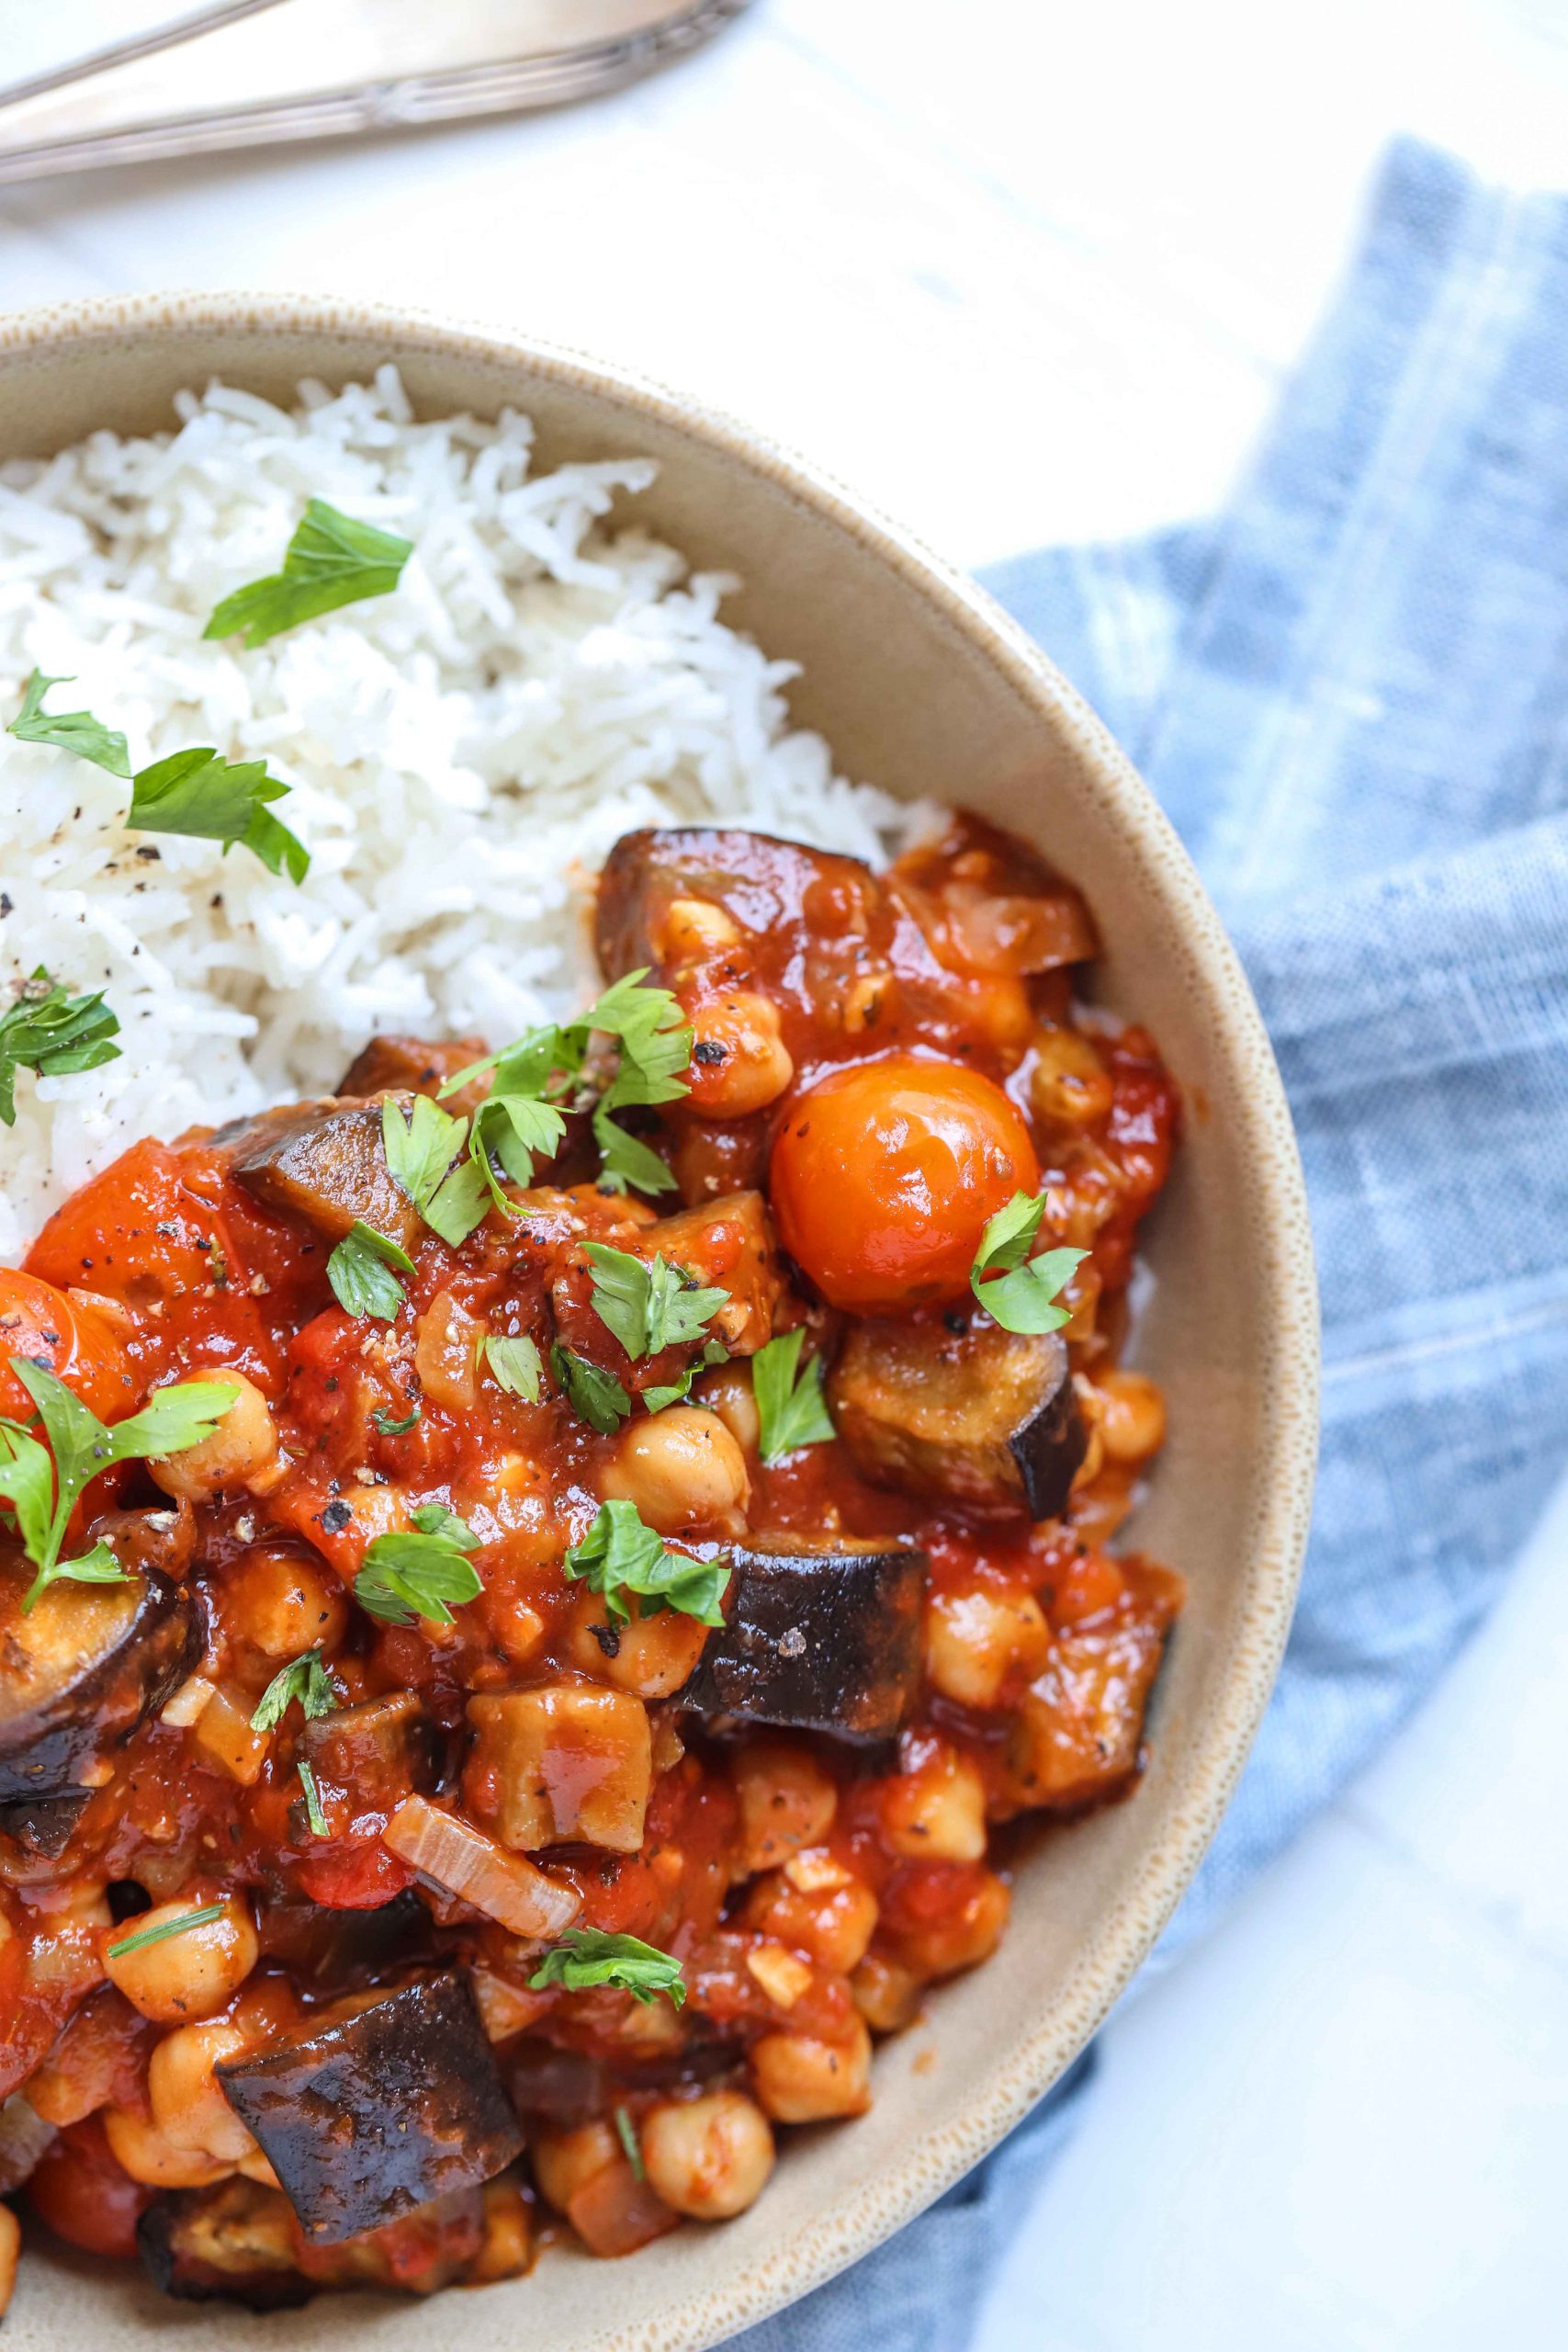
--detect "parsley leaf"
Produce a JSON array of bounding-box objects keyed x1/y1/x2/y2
[
  {"x1": 586, "y1": 971, "x2": 692, "y2": 1197},
  {"x1": 969, "y1": 1192, "x2": 1087, "y2": 1335},
  {"x1": 527, "y1": 1927, "x2": 686, "y2": 2007},
  {"x1": 371, "y1": 1402, "x2": 421, "y2": 1436},
  {"x1": 614, "y1": 2104, "x2": 645, "y2": 2178},
  {"x1": 584, "y1": 1243, "x2": 728, "y2": 1363},
  {"x1": 0, "y1": 969, "x2": 121, "y2": 1127},
  {"x1": 326, "y1": 1221, "x2": 414, "y2": 1320},
  {"x1": 354, "y1": 1510, "x2": 481, "y2": 1625},
  {"x1": 548, "y1": 1342, "x2": 631, "y2": 1435},
  {"x1": 7, "y1": 670, "x2": 130, "y2": 776},
  {"x1": 128, "y1": 746, "x2": 310, "y2": 882},
  {"x1": 483, "y1": 1334, "x2": 543, "y2": 1401},
  {"x1": 751, "y1": 1328, "x2": 836, "y2": 1462},
  {"x1": 205, "y1": 497, "x2": 413, "y2": 650},
  {"x1": 0, "y1": 1358, "x2": 237, "y2": 1613},
  {"x1": 297, "y1": 1758, "x2": 329, "y2": 1838},
  {"x1": 562, "y1": 1498, "x2": 728, "y2": 1627},
  {"x1": 380, "y1": 1096, "x2": 490, "y2": 1248},
  {"x1": 250, "y1": 1646, "x2": 337, "y2": 1733},
  {"x1": 642, "y1": 1338, "x2": 728, "y2": 1416}
]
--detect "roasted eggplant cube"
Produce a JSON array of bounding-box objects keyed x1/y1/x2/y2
[
  {"x1": 139, "y1": 2177, "x2": 312, "y2": 2310},
  {"x1": 227, "y1": 1097, "x2": 420, "y2": 1248},
  {"x1": 596, "y1": 825, "x2": 884, "y2": 981},
  {"x1": 215, "y1": 1972, "x2": 522, "y2": 2243},
  {"x1": 299, "y1": 1691, "x2": 438, "y2": 1805},
  {"x1": 336, "y1": 1033, "x2": 489, "y2": 1107},
  {"x1": 0, "y1": 1544, "x2": 198, "y2": 1805},
  {"x1": 829, "y1": 1317, "x2": 1087, "y2": 1521},
  {"x1": 680, "y1": 1541, "x2": 924, "y2": 1742},
  {"x1": 640, "y1": 1189, "x2": 784, "y2": 1357}
]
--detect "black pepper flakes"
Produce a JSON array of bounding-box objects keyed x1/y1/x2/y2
[
  {"x1": 693, "y1": 1040, "x2": 727, "y2": 1066},
  {"x1": 319, "y1": 1498, "x2": 353, "y2": 1534}
]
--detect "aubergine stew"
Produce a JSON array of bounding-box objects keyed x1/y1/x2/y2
[{"x1": 0, "y1": 818, "x2": 1181, "y2": 2305}]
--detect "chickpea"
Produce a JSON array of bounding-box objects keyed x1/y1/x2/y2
[
  {"x1": 0, "y1": 2203, "x2": 17, "y2": 2321},
  {"x1": 640, "y1": 2090, "x2": 774, "y2": 2221},
  {"x1": 688, "y1": 992, "x2": 794, "y2": 1116},
  {"x1": 1094, "y1": 1369, "x2": 1167, "y2": 1464},
  {"x1": 150, "y1": 1374, "x2": 277, "y2": 1502},
  {"x1": 851, "y1": 1951, "x2": 923, "y2": 2035},
  {"x1": 147, "y1": 2018, "x2": 257, "y2": 2161},
  {"x1": 532, "y1": 2120, "x2": 618, "y2": 2216},
  {"x1": 1029, "y1": 1024, "x2": 1114, "y2": 1129},
  {"x1": 896, "y1": 1869, "x2": 1010, "y2": 1980},
  {"x1": 695, "y1": 1362, "x2": 761, "y2": 1454},
  {"x1": 601, "y1": 1406, "x2": 750, "y2": 1537},
  {"x1": 924, "y1": 1588, "x2": 1049, "y2": 1710},
  {"x1": 882, "y1": 1742, "x2": 987, "y2": 1863},
  {"x1": 103, "y1": 2105, "x2": 233, "y2": 2189},
  {"x1": 745, "y1": 1871, "x2": 879, "y2": 1975},
  {"x1": 657, "y1": 895, "x2": 741, "y2": 961},
  {"x1": 222, "y1": 1544, "x2": 347, "y2": 1662},
  {"x1": 103, "y1": 1894, "x2": 257, "y2": 2023},
  {"x1": 732, "y1": 1740, "x2": 838, "y2": 1873},
  {"x1": 568, "y1": 1589, "x2": 710, "y2": 1698},
  {"x1": 750, "y1": 2015, "x2": 873, "y2": 2123}
]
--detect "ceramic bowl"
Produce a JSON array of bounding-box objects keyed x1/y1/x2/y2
[{"x1": 0, "y1": 294, "x2": 1318, "y2": 2352}]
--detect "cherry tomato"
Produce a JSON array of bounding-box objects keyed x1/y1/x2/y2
[
  {"x1": 0, "y1": 1268, "x2": 130, "y2": 1421},
  {"x1": 27, "y1": 2113, "x2": 152, "y2": 2260},
  {"x1": 770, "y1": 1054, "x2": 1040, "y2": 1311}
]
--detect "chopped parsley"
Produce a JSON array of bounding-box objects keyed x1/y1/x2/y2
[
  {"x1": 969, "y1": 1192, "x2": 1086, "y2": 1335},
  {"x1": 440, "y1": 970, "x2": 691, "y2": 1204},
  {"x1": 128, "y1": 746, "x2": 310, "y2": 882},
  {"x1": 527, "y1": 1928, "x2": 686, "y2": 2007},
  {"x1": 371, "y1": 1402, "x2": 421, "y2": 1437},
  {"x1": 296, "y1": 1758, "x2": 329, "y2": 1838},
  {"x1": 0, "y1": 1358, "x2": 238, "y2": 1614},
  {"x1": 562, "y1": 1498, "x2": 728, "y2": 1627},
  {"x1": 6, "y1": 669, "x2": 130, "y2": 775},
  {"x1": 379, "y1": 1095, "x2": 489, "y2": 1249},
  {"x1": 107, "y1": 1902, "x2": 225, "y2": 1961},
  {"x1": 614, "y1": 2105, "x2": 645, "y2": 2177},
  {"x1": 0, "y1": 968, "x2": 121, "y2": 1127},
  {"x1": 353, "y1": 1503, "x2": 482, "y2": 1626},
  {"x1": 584, "y1": 1241, "x2": 728, "y2": 1363},
  {"x1": 326, "y1": 1220, "x2": 414, "y2": 1320},
  {"x1": 751, "y1": 1327, "x2": 836, "y2": 1462},
  {"x1": 205, "y1": 497, "x2": 414, "y2": 649},
  {"x1": 249, "y1": 1647, "x2": 337, "y2": 1732},
  {"x1": 483, "y1": 1334, "x2": 543, "y2": 1402},
  {"x1": 548, "y1": 1341, "x2": 631, "y2": 1435},
  {"x1": 642, "y1": 1337, "x2": 728, "y2": 1416}
]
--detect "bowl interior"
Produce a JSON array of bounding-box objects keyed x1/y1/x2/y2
[{"x1": 0, "y1": 299, "x2": 1318, "y2": 2352}]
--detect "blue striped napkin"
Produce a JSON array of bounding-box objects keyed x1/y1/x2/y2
[{"x1": 736, "y1": 137, "x2": 1568, "y2": 2350}]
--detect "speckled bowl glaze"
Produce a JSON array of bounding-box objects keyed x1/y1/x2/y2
[{"x1": 0, "y1": 294, "x2": 1318, "y2": 2352}]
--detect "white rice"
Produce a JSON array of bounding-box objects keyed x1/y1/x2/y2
[{"x1": 0, "y1": 368, "x2": 934, "y2": 1264}]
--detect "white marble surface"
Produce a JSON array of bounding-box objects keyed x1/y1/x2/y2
[{"x1": 2, "y1": 5, "x2": 1565, "y2": 2346}]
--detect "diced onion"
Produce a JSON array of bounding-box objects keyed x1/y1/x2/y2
[{"x1": 383, "y1": 1795, "x2": 581, "y2": 1939}]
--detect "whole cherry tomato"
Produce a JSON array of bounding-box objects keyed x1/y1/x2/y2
[
  {"x1": 27, "y1": 2113, "x2": 152, "y2": 2261},
  {"x1": 770, "y1": 1054, "x2": 1040, "y2": 1312},
  {"x1": 0, "y1": 1268, "x2": 130, "y2": 1421}
]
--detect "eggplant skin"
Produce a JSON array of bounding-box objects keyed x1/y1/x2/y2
[
  {"x1": 223, "y1": 1096, "x2": 421, "y2": 1249},
  {"x1": 829, "y1": 1317, "x2": 1088, "y2": 1522},
  {"x1": 596, "y1": 825, "x2": 880, "y2": 981},
  {"x1": 0, "y1": 1789, "x2": 93, "y2": 1859},
  {"x1": 215, "y1": 1972, "x2": 523, "y2": 2245},
  {"x1": 139, "y1": 2181, "x2": 312, "y2": 2311},
  {"x1": 680, "y1": 1542, "x2": 924, "y2": 1743},
  {"x1": 0, "y1": 1517, "x2": 200, "y2": 1806}
]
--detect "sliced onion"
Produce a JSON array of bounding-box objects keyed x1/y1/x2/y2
[{"x1": 383, "y1": 1795, "x2": 580, "y2": 1939}]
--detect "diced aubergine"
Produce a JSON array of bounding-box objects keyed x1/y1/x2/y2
[
  {"x1": 0, "y1": 1790, "x2": 93, "y2": 1858},
  {"x1": 597, "y1": 825, "x2": 886, "y2": 983},
  {"x1": 255, "y1": 1887, "x2": 435, "y2": 1994},
  {"x1": 0, "y1": 1518, "x2": 200, "y2": 1806},
  {"x1": 299, "y1": 1690, "x2": 440, "y2": 1805},
  {"x1": 224, "y1": 1097, "x2": 420, "y2": 1248},
  {"x1": 829, "y1": 1317, "x2": 1088, "y2": 1521},
  {"x1": 679, "y1": 1540, "x2": 924, "y2": 1742},
  {"x1": 138, "y1": 2177, "x2": 490, "y2": 2306},
  {"x1": 215, "y1": 1971, "x2": 522, "y2": 2244},
  {"x1": 335, "y1": 1033, "x2": 490, "y2": 1109}
]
